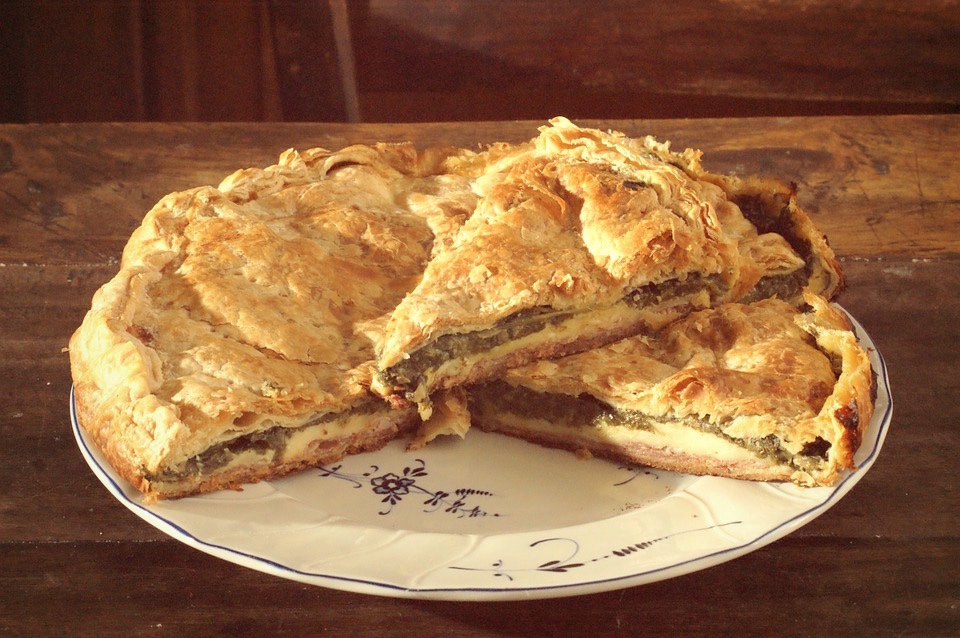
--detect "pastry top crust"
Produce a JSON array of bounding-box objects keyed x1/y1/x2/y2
[
  {"x1": 710, "y1": 173, "x2": 844, "y2": 303},
  {"x1": 501, "y1": 291, "x2": 874, "y2": 481},
  {"x1": 69, "y1": 117, "x2": 848, "y2": 497},
  {"x1": 69, "y1": 143, "x2": 476, "y2": 480},
  {"x1": 375, "y1": 117, "x2": 811, "y2": 370}
]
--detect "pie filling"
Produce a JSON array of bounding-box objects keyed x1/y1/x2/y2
[
  {"x1": 378, "y1": 306, "x2": 576, "y2": 393},
  {"x1": 623, "y1": 273, "x2": 722, "y2": 309},
  {"x1": 732, "y1": 192, "x2": 816, "y2": 271},
  {"x1": 144, "y1": 398, "x2": 389, "y2": 483},
  {"x1": 739, "y1": 268, "x2": 809, "y2": 304},
  {"x1": 469, "y1": 380, "x2": 832, "y2": 473},
  {"x1": 377, "y1": 269, "x2": 805, "y2": 399},
  {"x1": 377, "y1": 275, "x2": 730, "y2": 395}
]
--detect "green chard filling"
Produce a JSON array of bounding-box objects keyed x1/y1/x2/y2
[
  {"x1": 378, "y1": 274, "x2": 730, "y2": 393},
  {"x1": 739, "y1": 268, "x2": 809, "y2": 304},
  {"x1": 377, "y1": 306, "x2": 574, "y2": 391},
  {"x1": 145, "y1": 398, "x2": 387, "y2": 483},
  {"x1": 731, "y1": 191, "x2": 816, "y2": 295},
  {"x1": 470, "y1": 380, "x2": 831, "y2": 472},
  {"x1": 623, "y1": 273, "x2": 723, "y2": 308},
  {"x1": 377, "y1": 264, "x2": 806, "y2": 396}
]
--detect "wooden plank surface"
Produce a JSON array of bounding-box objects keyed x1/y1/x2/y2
[
  {"x1": 3, "y1": 535, "x2": 958, "y2": 637},
  {"x1": 1, "y1": 116, "x2": 959, "y2": 265},
  {"x1": 1, "y1": 118, "x2": 958, "y2": 636}
]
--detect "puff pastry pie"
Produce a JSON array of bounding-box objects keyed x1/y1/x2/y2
[
  {"x1": 372, "y1": 118, "x2": 841, "y2": 417},
  {"x1": 69, "y1": 142, "x2": 477, "y2": 501},
  {"x1": 469, "y1": 292, "x2": 875, "y2": 486},
  {"x1": 69, "y1": 118, "x2": 859, "y2": 501}
]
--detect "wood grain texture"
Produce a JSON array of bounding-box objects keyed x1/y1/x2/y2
[
  {"x1": 351, "y1": 0, "x2": 960, "y2": 121},
  {"x1": 362, "y1": 0, "x2": 960, "y2": 104},
  {"x1": 3, "y1": 536, "x2": 958, "y2": 636},
  {"x1": 1, "y1": 117, "x2": 958, "y2": 265},
  {"x1": 2, "y1": 1, "x2": 958, "y2": 123},
  {"x1": 1, "y1": 118, "x2": 958, "y2": 636}
]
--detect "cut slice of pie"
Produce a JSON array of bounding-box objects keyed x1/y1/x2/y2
[
  {"x1": 468, "y1": 292, "x2": 875, "y2": 486},
  {"x1": 69, "y1": 142, "x2": 480, "y2": 501},
  {"x1": 372, "y1": 118, "x2": 842, "y2": 417}
]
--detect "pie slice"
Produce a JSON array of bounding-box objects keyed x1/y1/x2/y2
[
  {"x1": 468, "y1": 292, "x2": 875, "y2": 486},
  {"x1": 69, "y1": 141, "x2": 480, "y2": 501},
  {"x1": 372, "y1": 118, "x2": 842, "y2": 417}
]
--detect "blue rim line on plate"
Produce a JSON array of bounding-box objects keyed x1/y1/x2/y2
[{"x1": 71, "y1": 311, "x2": 892, "y2": 600}]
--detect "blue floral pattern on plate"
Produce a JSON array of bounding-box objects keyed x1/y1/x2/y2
[
  {"x1": 318, "y1": 458, "x2": 500, "y2": 518},
  {"x1": 450, "y1": 522, "x2": 742, "y2": 581},
  {"x1": 71, "y1": 307, "x2": 891, "y2": 601}
]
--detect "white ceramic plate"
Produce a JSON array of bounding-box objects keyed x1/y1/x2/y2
[{"x1": 72, "y1": 311, "x2": 891, "y2": 601}]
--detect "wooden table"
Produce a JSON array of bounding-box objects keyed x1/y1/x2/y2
[{"x1": 2, "y1": 117, "x2": 958, "y2": 636}]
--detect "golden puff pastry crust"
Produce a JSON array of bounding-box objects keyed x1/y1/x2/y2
[
  {"x1": 469, "y1": 291, "x2": 874, "y2": 486},
  {"x1": 373, "y1": 118, "x2": 841, "y2": 416},
  {"x1": 69, "y1": 142, "x2": 481, "y2": 501},
  {"x1": 70, "y1": 118, "x2": 850, "y2": 501}
]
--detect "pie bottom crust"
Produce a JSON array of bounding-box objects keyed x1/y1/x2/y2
[
  {"x1": 74, "y1": 384, "x2": 420, "y2": 503},
  {"x1": 470, "y1": 415, "x2": 795, "y2": 484}
]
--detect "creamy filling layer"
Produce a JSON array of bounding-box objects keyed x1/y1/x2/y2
[
  {"x1": 470, "y1": 381, "x2": 831, "y2": 473},
  {"x1": 378, "y1": 274, "x2": 729, "y2": 396},
  {"x1": 376, "y1": 265, "x2": 813, "y2": 401},
  {"x1": 144, "y1": 398, "x2": 389, "y2": 483}
]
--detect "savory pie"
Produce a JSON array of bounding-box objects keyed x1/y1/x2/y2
[
  {"x1": 372, "y1": 118, "x2": 842, "y2": 417},
  {"x1": 69, "y1": 118, "x2": 859, "y2": 501},
  {"x1": 469, "y1": 292, "x2": 875, "y2": 486},
  {"x1": 69, "y1": 142, "x2": 478, "y2": 501}
]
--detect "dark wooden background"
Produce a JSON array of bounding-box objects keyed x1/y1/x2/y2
[
  {"x1": 2, "y1": 0, "x2": 959, "y2": 124},
  {"x1": 2, "y1": 1, "x2": 960, "y2": 634}
]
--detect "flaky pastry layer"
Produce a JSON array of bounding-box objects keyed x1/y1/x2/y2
[
  {"x1": 70, "y1": 118, "x2": 852, "y2": 501},
  {"x1": 69, "y1": 142, "x2": 478, "y2": 500},
  {"x1": 470, "y1": 292, "x2": 874, "y2": 486},
  {"x1": 373, "y1": 118, "x2": 841, "y2": 414}
]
